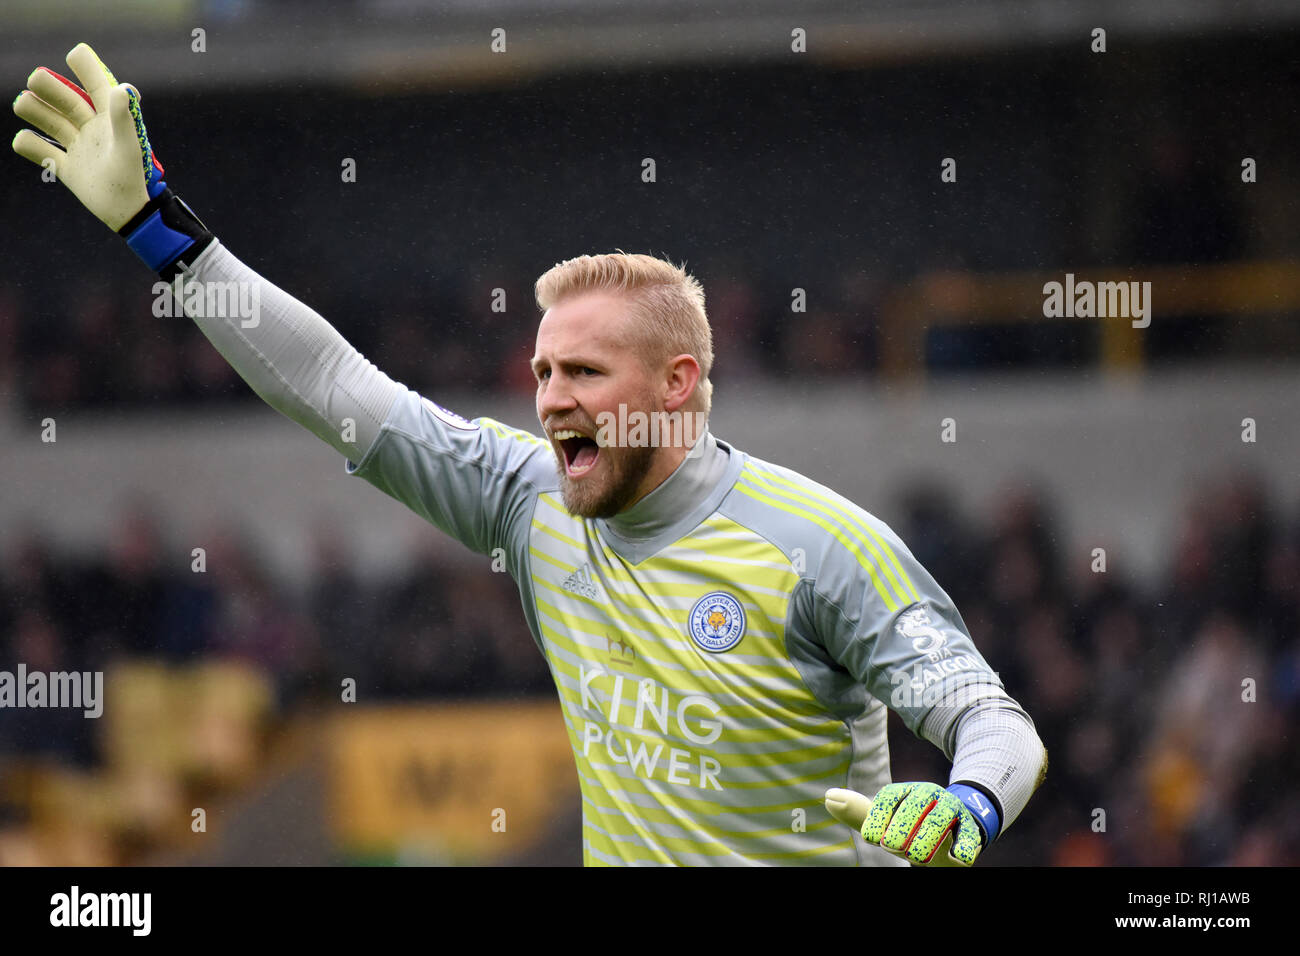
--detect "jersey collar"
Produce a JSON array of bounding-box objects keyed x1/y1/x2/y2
[{"x1": 598, "y1": 429, "x2": 742, "y2": 563}]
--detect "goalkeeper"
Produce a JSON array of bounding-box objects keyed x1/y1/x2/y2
[{"x1": 13, "y1": 44, "x2": 1047, "y2": 866}]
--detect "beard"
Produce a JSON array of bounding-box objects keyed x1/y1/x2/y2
[{"x1": 557, "y1": 438, "x2": 658, "y2": 519}]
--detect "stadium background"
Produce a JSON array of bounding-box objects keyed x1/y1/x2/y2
[{"x1": 1, "y1": 1, "x2": 1298, "y2": 865}]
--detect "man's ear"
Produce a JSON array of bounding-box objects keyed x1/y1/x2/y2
[{"x1": 662, "y1": 354, "x2": 701, "y2": 412}]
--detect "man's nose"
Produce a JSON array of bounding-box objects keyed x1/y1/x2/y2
[{"x1": 538, "y1": 375, "x2": 578, "y2": 420}]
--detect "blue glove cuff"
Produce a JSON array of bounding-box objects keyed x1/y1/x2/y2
[
  {"x1": 947, "y1": 783, "x2": 1002, "y2": 845},
  {"x1": 117, "y1": 186, "x2": 216, "y2": 277}
]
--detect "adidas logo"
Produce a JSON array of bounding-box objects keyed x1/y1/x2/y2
[{"x1": 561, "y1": 564, "x2": 599, "y2": 599}]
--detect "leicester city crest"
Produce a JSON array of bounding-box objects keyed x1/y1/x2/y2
[{"x1": 687, "y1": 591, "x2": 746, "y2": 653}]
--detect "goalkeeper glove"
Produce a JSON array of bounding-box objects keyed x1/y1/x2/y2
[
  {"x1": 13, "y1": 42, "x2": 213, "y2": 276},
  {"x1": 825, "y1": 781, "x2": 1000, "y2": 866}
]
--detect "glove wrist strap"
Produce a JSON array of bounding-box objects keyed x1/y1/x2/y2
[
  {"x1": 947, "y1": 782, "x2": 1003, "y2": 846},
  {"x1": 117, "y1": 186, "x2": 216, "y2": 278}
]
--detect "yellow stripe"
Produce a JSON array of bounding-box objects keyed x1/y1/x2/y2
[
  {"x1": 741, "y1": 838, "x2": 858, "y2": 862},
  {"x1": 583, "y1": 807, "x2": 727, "y2": 860},
  {"x1": 583, "y1": 542, "x2": 792, "y2": 631},
  {"x1": 695, "y1": 756, "x2": 853, "y2": 791},
  {"x1": 552, "y1": 677, "x2": 846, "y2": 744},
  {"x1": 535, "y1": 600, "x2": 607, "y2": 647},
  {"x1": 742, "y1": 462, "x2": 918, "y2": 606},
  {"x1": 535, "y1": 588, "x2": 837, "y2": 726},
  {"x1": 536, "y1": 493, "x2": 575, "y2": 519},
  {"x1": 597, "y1": 561, "x2": 797, "y2": 596},
  {"x1": 551, "y1": 672, "x2": 844, "y2": 743},
  {"x1": 580, "y1": 788, "x2": 846, "y2": 842},
  {"x1": 581, "y1": 810, "x2": 840, "y2": 864},
  {"x1": 534, "y1": 522, "x2": 586, "y2": 553},
  {"x1": 551, "y1": 568, "x2": 794, "y2": 601},
  {"x1": 673, "y1": 529, "x2": 799, "y2": 561},
  {"x1": 747, "y1": 461, "x2": 920, "y2": 603},
  {"x1": 528, "y1": 545, "x2": 575, "y2": 573},
  {"x1": 542, "y1": 626, "x2": 819, "y2": 710},
  {"x1": 573, "y1": 762, "x2": 844, "y2": 817},
  {"x1": 573, "y1": 762, "x2": 730, "y2": 818},
  {"x1": 573, "y1": 792, "x2": 851, "y2": 863},
  {"x1": 734, "y1": 479, "x2": 899, "y2": 612},
  {"x1": 479, "y1": 416, "x2": 549, "y2": 449},
  {"x1": 581, "y1": 821, "x2": 673, "y2": 864},
  {"x1": 532, "y1": 504, "x2": 799, "y2": 684},
  {"x1": 574, "y1": 716, "x2": 847, "y2": 770},
  {"x1": 544, "y1": 632, "x2": 822, "y2": 722},
  {"x1": 577, "y1": 732, "x2": 852, "y2": 791},
  {"x1": 583, "y1": 811, "x2": 733, "y2": 857}
]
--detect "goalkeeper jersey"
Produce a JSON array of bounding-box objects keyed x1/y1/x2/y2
[{"x1": 348, "y1": 388, "x2": 1017, "y2": 866}]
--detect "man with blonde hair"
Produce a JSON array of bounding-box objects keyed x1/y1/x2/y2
[
  {"x1": 13, "y1": 44, "x2": 1046, "y2": 866},
  {"x1": 531, "y1": 252, "x2": 716, "y2": 519}
]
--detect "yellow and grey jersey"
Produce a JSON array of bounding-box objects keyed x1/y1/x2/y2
[{"x1": 348, "y1": 388, "x2": 1044, "y2": 866}]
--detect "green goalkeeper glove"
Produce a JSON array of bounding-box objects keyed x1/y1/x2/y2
[
  {"x1": 13, "y1": 42, "x2": 213, "y2": 275},
  {"x1": 825, "y1": 781, "x2": 999, "y2": 866}
]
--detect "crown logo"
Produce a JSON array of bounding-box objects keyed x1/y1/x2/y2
[{"x1": 606, "y1": 634, "x2": 636, "y2": 665}]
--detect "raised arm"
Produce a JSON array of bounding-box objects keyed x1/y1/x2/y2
[
  {"x1": 13, "y1": 43, "x2": 560, "y2": 563},
  {"x1": 157, "y1": 241, "x2": 403, "y2": 463},
  {"x1": 12, "y1": 43, "x2": 401, "y2": 462}
]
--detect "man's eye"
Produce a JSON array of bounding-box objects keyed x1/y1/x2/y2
[{"x1": 579, "y1": 367, "x2": 598, "y2": 376}]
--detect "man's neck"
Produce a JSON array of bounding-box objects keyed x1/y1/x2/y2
[{"x1": 603, "y1": 430, "x2": 730, "y2": 542}]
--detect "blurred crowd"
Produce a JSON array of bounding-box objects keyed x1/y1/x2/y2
[
  {"x1": 889, "y1": 472, "x2": 1300, "y2": 866},
  {"x1": 2, "y1": 48, "x2": 1292, "y2": 417},
  {"x1": 0, "y1": 268, "x2": 873, "y2": 414},
  {"x1": 1, "y1": 469, "x2": 1296, "y2": 865},
  {"x1": 0, "y1": 258, "x2": 1269, "y2": 418},
  {"x1": 0, "y1": 515, "x2": 553, "y2": 733}
]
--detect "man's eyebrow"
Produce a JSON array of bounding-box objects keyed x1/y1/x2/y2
[{"x1": 531, "y1": 355, "x2": 603, "y2": 373}]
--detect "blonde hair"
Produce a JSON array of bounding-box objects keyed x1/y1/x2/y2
[{"x1": 534, "y1": 251, "x2": 713, "y2": 415}]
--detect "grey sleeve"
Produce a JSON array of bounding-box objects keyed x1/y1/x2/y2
[
  {"x1": 808, "y1": 512, "x2": 1046, "y2": 835},
  {"x1": 345, "y1": 390, "x2": 557, "y2": 563},
  {"x1": 175, "y1": 240, "x2": 553, "y2": 563},
  {"x1": 808, "y1": 513, "x2": 1003, "y2": 734},
  {"x1": 174, "y1": 240, "x2": 402, "y2": 460},
  {"x1": 922, "y1": 691, "x2": 1048, "y2": 836}
]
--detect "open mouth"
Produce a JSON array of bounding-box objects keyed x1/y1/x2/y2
[{"x1": 554, "y1": 429, "x2": 600, "y2": 477}]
